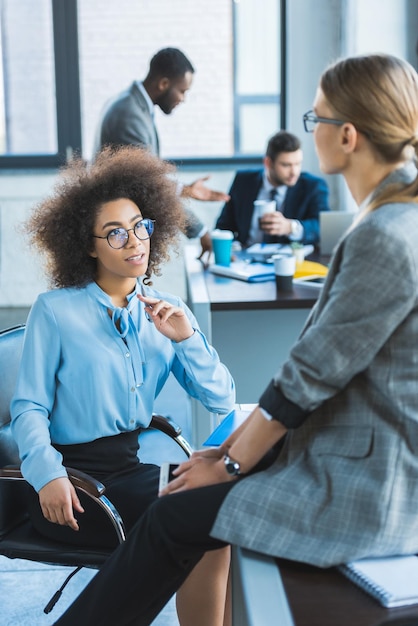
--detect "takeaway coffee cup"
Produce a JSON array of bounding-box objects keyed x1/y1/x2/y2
[
  {"x1": 273, "y1": 254, "x2": 296, "y2": 292},
  {"x1": 211, "y1": 229, "x2": 234, "y2": 267},
  {"x1": 253, "y1": 200, "x2": 276, "y2": 222}
]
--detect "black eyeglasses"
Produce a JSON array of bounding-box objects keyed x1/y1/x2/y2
[
  {"x1": 93, "y1": 218, "x2": 155, "y2": 249},
  {"x1": 303, "y1": 110, "x2": 345, "y2": 133}
]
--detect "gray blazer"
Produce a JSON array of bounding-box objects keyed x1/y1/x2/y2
[
  {"x1": 212, "y1": 164, "x2": 418, "y2": 567},
  {"x1": 98, "y1": 82, "x2": 159, "y2": 156},
  {"x1": 96, "y1": 82, "x2": 204, "y2": 239}
]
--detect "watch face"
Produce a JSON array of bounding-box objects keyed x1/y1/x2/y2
[{"x1": 224, "y1": 455, "x2": 240, "y2": 476}]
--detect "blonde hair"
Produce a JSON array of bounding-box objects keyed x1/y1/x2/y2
[{"x1": 320, "y1": 54, "x2": 418, "y2": 212}]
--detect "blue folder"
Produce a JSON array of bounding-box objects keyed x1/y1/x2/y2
[{"x1": 203, "y1": 409, "x2": 251, "y2": 446}]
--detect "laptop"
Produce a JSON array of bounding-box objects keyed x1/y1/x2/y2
[{"x1": 320, "y1": 211, "x2": 356, "y2": 255}]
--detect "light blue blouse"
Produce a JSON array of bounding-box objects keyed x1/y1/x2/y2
[{"x1": 11, "y1": 281, "x2": 235, "y2": 492}]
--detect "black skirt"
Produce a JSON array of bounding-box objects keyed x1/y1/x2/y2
[
  {"x1": 53, "y1": 427, "x2": 142, "y2": 480},
  {"x1": 28, "y1": 429, "x2": 160, "y2": 548}
]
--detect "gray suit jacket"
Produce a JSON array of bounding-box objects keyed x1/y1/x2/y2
[
  {"x1": 212, "y1": 163, "x2": 418, "y2": 567},
  {"x1": 96, "y1": 82, "x2": 204, "y2": 239},
  {"x1": 98, "y1": 82, "x2": 159, "y2": 156}
]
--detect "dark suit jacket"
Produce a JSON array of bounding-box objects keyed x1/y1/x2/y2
[{"x1": 215, "y1": 169, "x2": 330, "y2": 245}]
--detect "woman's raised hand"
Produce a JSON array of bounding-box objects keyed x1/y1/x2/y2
[{"x1": 138, "y1": 294, "x2": 194, "y2": 343}]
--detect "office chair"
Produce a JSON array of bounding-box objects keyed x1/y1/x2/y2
[{"x1": 0, "y1": 324, "x2": 193, "y2": 613}]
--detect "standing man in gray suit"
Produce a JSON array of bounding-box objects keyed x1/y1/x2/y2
[{"x1": 95, "y1": 48, "x2": 229, "y2": 260}]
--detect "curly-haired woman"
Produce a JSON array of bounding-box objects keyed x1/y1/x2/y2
[{"x1": 11, "y1": 146, "x2": 235, "y2": 626}]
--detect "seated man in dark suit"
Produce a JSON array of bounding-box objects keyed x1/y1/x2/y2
[{"x1": 216, "y1": 131, "x2": 330, "y2": 246}]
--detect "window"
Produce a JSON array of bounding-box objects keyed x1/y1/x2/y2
[
  {"x1": 0, "y1": 0, "x2": 81, "y2": 167},
  {"x1": 0, "y1": 0, "x2": 284, "y2": 168},
  {"x1": 0, "y1": 0, "x2": 56, "y2": 156},
  {"x1": 233, "y1": 0, "x2": 283, "y2": 154}
]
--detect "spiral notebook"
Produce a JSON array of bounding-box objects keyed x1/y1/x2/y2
[{"x1": 339, "y1": 555, "x2": 418, "y2": 608}]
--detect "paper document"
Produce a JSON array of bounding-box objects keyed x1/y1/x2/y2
[
  {"x1": 208, "y1": 261, "x2": 275, "y2": 282},
  {"x1": 244, "y1": 243, "x2": 314, "y2": 262},
  {"x1": 339, "y1": 555, "x2": 418, "y2": 608}
]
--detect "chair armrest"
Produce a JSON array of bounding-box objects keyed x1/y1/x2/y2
[
  {"x1": 150, "y1": 413, "x2": 182, "y2": 437},
  {"x1": 67, "y1": 468, "x2": 126, "y2": 543},
  {"x1": 150, "y1": 414, "x2": 194, "y2": 458},
  {"x1": 0, "y1": 466, "x2": 23, "y2": 479},
  {"x1": 66, "y1": 467, "x2": 106, "y2": 498},
  {"x1": 0, "y1": 464, "x2": 125, "y2": 543},
  {"x1": 0, "y1": 465, "x2": 105, "y2": 499}
]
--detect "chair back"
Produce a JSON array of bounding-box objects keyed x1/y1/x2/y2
[
  {"x1": 0, "y1": 325, "x2": 25, "y2": 467},
  {"x1": 0, "y1": 325, "x2": 29, "y2": 537}
]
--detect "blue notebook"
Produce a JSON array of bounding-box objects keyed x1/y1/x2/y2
[{"x1": 203, "y1": 408, "x2": 251, "y2": 446}]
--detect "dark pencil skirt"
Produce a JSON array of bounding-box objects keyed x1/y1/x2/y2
[{"x1": 28, "y1": 429, "x2": 160, "y2": 548}]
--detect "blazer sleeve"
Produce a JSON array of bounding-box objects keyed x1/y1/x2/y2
[
  {"x1": 304, "y1": 177, "x2": 329, "y2": 244},
  {"x1": 290, "y1": 175, "x2": 330, "y2": 245},
  {"x1": 216, "y1": 184, "x2": 239, "y2": 234},
  {"x1": 215, "y1": 171, "x2": 261, "y2": 244},
  {"x1": 184, "y1": 207, "x2": 205, "y2": 239}
]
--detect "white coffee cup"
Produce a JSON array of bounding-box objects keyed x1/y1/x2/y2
[
  {"x1": 272, "y1": 254, "x2": 296, "y2": 292},
  {"x1": 253, "y1": 200, "x2": 276, "y2": 220}
]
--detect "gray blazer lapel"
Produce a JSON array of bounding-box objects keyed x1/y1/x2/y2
[{"x1": 131, "y1": 83, "x2": 160, "y2": 156}]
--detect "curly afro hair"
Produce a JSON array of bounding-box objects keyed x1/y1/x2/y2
[{"x1": 26, "y1": 146, "x2": 186, "y2": 288}]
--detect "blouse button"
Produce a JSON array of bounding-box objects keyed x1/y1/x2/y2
[{"x1": 125, "y1": 352, "x2": 130, "y2": 358}]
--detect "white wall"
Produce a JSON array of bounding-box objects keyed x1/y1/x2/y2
[
  {"x1": 286, "y1": 0, "x2": 346, "y2": 212},
  {"x1": 0, "y1": 171, "x2": 52, "y2": 305}
]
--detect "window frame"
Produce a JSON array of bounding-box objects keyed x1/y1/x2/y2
[
  {"x1": 0, "y1": 0, "x2": 285, "y2": 170},
  {"x1": 0, "y1": 0, "x2": 81, "y2": 169}
]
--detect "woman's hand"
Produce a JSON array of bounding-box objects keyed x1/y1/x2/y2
[
  {"x1": 159, "y1": 453, "x2": 235, "y2": 496},
  {"x1": 138, "y1": 294, "x2": 194, "y2": 343},
  {"x1": 38, "y1": 476, "x2": 84, "y2": 531}
]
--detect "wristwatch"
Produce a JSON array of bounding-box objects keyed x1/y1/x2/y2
[
  {"x1": 223, "y1": 454, "x2": 241, "y2": 477},
  {"x1": 290, "y1": 219, "x2": 299, "y2": 236}
]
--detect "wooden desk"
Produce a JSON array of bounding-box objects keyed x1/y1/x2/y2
[
  {"x1": 280, "y1": 558, "x2": 418, "y2": 626},
  {"x1": 231, "y1": 548, "x2": 418, "y2": 626},
  {"x1": 184, "y1": 245, "x2": 321, "y2": 446}
]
